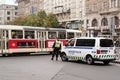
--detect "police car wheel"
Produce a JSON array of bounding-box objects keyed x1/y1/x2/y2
[
  {"x1": 86, "y1": 56, "x2": 94, "y2": 65},
  {"x1": 61, "y1": 53, "x2": 68, "y2": 61},
  {"x1": 103, "y1": 61, "x2": 110, "y2": 65}
]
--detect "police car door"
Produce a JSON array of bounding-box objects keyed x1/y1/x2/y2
[
  {"x1": 67, "y1": 39, "x2": 83, "y2": 60},
  {"x1": 65, "y1": 39, "x2": 76, "y2": 58}
]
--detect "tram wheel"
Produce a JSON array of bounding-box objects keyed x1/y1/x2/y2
[{"x1": 2, "y1": 53, "x2": 9, "y2": 57}]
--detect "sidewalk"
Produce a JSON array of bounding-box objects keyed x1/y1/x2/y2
[
  {"x1": 113, "y1": 59, "x2": 120, "y2": 63},
  {"x1": 114, "y1": 47, "x2": 120, "y2": 63}
]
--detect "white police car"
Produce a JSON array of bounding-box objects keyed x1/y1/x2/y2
[{"x1": 60, "y1": 37, "x2": 116, "y2": 65}]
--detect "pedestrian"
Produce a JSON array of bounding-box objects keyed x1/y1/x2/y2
[{"x1": 51, "y1": 38, "x2": 61, "y2": 60}]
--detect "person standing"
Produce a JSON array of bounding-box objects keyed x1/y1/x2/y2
[{"x1": 51, "y1": 39, "x2": 61, "y2": 60}]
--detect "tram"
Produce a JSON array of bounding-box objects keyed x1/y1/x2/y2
[{"x1": 0, "y1": 25, "x2": 82, "y2": 56}]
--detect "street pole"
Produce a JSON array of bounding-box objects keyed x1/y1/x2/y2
[
  {"x1": 0, "y1": 30, "x2": 3, "y2": 54},
  {"x1": 110, "y1": 16, "x2": 116, "y2": 38}
]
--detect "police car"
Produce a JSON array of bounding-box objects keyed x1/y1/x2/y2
[{"x1": 60, "y1": 37, "x2": 116, "y2": 65}]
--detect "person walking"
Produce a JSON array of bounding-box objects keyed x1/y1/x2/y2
[{"x1": 51, "y1": 39, "x2": 61, "y2": 60}]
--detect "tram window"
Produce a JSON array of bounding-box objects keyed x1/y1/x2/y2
[
  {"x1": 67, "y1": 33, "x2": 74, "y2": 39},
  {"x1": 58, "y1": 32, "x2": 66, "y2": 39},
  {"x1": 25, "y1": 31, "x2": 35, "y2": 39},
  {"x1": 17, "y1": 42, "x2": 35, "y2": 48},
  {"x1": 48, "y1": 32, "x2": 57, "y2": 39},
  {"x1": 12, "y1": 30, "x2": 23, "y2": 39}
]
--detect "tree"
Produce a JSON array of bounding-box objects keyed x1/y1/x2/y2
[
  {"x1": 44, "y1": 13, "x2": 59, "y2": 28},
  {"x1": 8, "y1": 10, "x2": 59, "y2": 28},
  {"x1": 36, "y1": 10, "x2": 47, "y2": 26},
  {"x1": 8, "y1": 16, "x2": 27, "y2": 25},
  {"x1": 24, "y1": 14, "x2": 37, "y2": 26}
]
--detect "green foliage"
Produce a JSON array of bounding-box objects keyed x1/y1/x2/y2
[
  {"x1": 44, "y1": 13, "x2": 59, "y2": 28},
  {"x1": 8, "y1": 10, "x2": 59, "y2": 28},
  {"x1": 8, "y1": 17, "x2": 27, "y2": 26},
  {"x1": 24, "y1": 14, "x2": 37, "y2": 26},
  {"x1": 36, "y1": 10, "x2": 47, "y2": 26}
]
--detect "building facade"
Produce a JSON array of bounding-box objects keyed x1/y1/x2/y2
[
  {"x1": 16, "y1": 0, "x2": 43, "y2": 16},
  {"x1": 16, "y1": 0, "x2": 85, "y2": 29},
  {"x1": 85, "y1": 0, "x2": 120, "y2": 37},
  {"x1": 43, "y1": 0, "x2": 85, "y2": 29},
  {"x1": 0, "y1": 4, "x2": 18, "y2": 24}
]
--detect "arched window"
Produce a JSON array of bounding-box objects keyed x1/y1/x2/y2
[
  {"x1": 115, "y1": 16, "x2": 119, "y2": 28},
  {"x1": 92, "y1": 19, "x2": 98, "y2": 27},
  {"x1": 101, "y1": 18, "x2": 108, "y2": 26}
]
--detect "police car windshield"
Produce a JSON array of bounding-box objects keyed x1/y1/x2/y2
[{"x1": 100, "y1": 39, "x2": 114, "y2": 47}]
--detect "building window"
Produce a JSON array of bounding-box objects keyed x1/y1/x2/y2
[
  {"x1": 86, "y1": 19, "x2": 89, "y2": 24},
  {"x1": 92, "y1": 19, "x2": 98, "y2": 27},
  {"x1": 102, "y1": 2, "x2": 108, "y2": 10},
  {"x1": 15, "y1": 12, "x2": 17, "y2": 15},
  {"x1": 111, "y1": 0, "x2": 117, "y2": 8},
  {"x1": 115, "y1": 16, "x2": 119, "y2": 28},
  {"x1": 101, "y1": 18, "x2": 108, "y2": 26},
  {"x1": 15, "y1": 6, "x2": 18, "y2": 10},
  {"x1": 7, "y1": 17, "x2": 10, "y2": 20},
  {"x1": 92, "y1": 4, "x2": 97, "y2": 11},
  {"x1": 7, "y1": 11, "x2": 10, "y2": 15}
]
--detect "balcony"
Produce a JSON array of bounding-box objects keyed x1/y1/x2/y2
[
  {"x1": 16, "y1": 0, "x2": 24, "y2": 2},
  {"x1": 54, "y1": 9, "x2": 70, "y2": 15},
  {"x1": 16, "y1": 0, "x2": 30, "y2": 4},
  {"x1": 88, "y1": 26, "x2": 110, "y2": 30},
  {"x1": 86, "y1": 9, "x2": 98, "y2": 15},
  {"x1": 99, "y1": 7, "x2": 120, "y2": 15}
]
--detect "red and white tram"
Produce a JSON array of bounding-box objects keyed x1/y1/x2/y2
[{"x1": 0, "y1": 25, "x2": 82, "y2": 56}]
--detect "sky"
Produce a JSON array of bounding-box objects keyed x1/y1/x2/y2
[{"x1": 0, "y1": 0, "x2": 17, "y2": 5}]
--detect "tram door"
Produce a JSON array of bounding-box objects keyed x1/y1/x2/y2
[
  {"x1": 0, "y1": 30, "x2": 7, "y2": 54},
  {"x1": 37, "y1": 31, "x2": 46, "y2": 51}
]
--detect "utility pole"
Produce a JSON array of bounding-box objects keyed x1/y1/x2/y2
[{"x1": 110, "y1": 16, "x2": 116, "y2": 38}]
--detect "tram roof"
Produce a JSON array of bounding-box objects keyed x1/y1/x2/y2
[
  {"x1": 0, "y1": 25, "x2": 24, "y2": 30},
  {"x1": 66, "y1": 29, "x2": 82, "y2": 33},
  {"x1": 23, "y1": 26, "x2": 46, "y2": 30},
  {"x1": 47, "y1": 28, "x2": 82, "y2": 33},
  {"x1": 0, "y1": 25, "x2": 46, "y2": 30},
  {"x1": 46, "y1": 28, "x2": 66, "y2": 31},
  {"x1": 0, "y1": 25, "x2": 82, "y2": 33}
]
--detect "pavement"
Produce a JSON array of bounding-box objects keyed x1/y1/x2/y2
[
  {"x1": 113, "y1": 59, "x2": 120, "y2": 63},
  {"x1": 114, "y1": 47, "x2": 120, "y2": 63}
]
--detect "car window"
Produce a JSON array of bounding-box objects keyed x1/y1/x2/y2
[
  {"x1": 100, "y1": 39, "x2": 114, "y2": 47},
  {"x1": 76, "y1": 39, "x2": 95, "y2": 47},
  {"x1": 66, "y1": 39, "x2": 75, "y2": 46}
]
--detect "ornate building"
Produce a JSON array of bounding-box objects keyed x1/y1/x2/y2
[
  {"x1": 0, "y1": 4, "x2": 18, "y2": 24},
  {"x1": 85, "y1": 0, "x2": 120, "y2": 37},
  {"x1": 16, "y1": 0, "x2": 43, "y2": 16}
]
